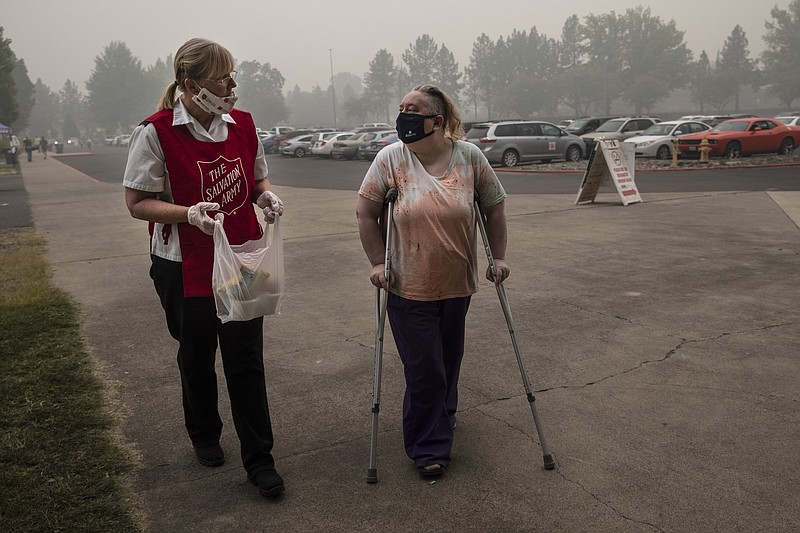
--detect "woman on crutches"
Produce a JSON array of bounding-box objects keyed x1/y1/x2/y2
[{"x1": 356, "y1": 84, "x2": 509, "y2": 478}]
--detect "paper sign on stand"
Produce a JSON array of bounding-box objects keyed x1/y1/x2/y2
[{"x1": 575, "y1": 139, "x2": 642, "y2": 206}]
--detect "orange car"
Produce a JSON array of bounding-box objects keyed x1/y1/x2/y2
[{"x1": 677, "y1": 117, "x2": 799, "y2": 158}]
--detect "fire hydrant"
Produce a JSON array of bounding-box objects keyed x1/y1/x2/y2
[
  {"x1": 671, "y1": 138, "x2": 679, "y2": 167},
  {"x1": 699, "y1": 139, "x2": 711, "y2": 163}
]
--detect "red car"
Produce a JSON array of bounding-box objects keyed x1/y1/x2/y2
[{"x1": 677, "y1": 118, "x2": 799, "y2": 159}]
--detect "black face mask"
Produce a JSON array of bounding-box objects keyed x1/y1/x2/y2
[{"x1": 396, "y1": 112, "x2": 438, "y2": 144}]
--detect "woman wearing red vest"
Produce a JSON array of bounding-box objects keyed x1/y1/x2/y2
[{"x1": 123, "y1": 38, "x2": 286, "y2": 498}]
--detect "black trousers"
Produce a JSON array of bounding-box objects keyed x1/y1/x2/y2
[
  {"x1": 150, "y1": 255, "x2": 276, "y2": 475},
  {"x1": 387, "y1": 293, "x2": 471, "y2": 467}
]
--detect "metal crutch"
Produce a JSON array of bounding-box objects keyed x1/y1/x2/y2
[
  {"x1": 367, "y1": 187, "x2": 398, "y2": 483},
  {"x1": 474, "y1": 195, "x2": 555, "y2": 470}
]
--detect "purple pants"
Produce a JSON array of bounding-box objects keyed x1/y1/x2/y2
[{"x1": 387, "y1": 293, "x2": 471, "y2": 467}]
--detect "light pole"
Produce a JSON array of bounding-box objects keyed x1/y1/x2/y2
[{"x1": 329, "y1": 49, "x2": 338, "y2": 129}]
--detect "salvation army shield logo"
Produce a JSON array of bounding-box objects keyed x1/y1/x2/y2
[{"x1": 197, "y1": 155, "x2": 248, "y2": 215}]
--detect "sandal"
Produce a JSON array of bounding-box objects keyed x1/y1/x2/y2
[{"x1": 417, "y1": 463, "x2": 446, "y2": 477}]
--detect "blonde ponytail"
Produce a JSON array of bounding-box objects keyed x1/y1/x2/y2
[{"x1": 156, "y1": 38, "x2": 235, "y2": 111}]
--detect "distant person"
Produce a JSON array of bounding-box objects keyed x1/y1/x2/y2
[
  {"x1": 356, "y1": 84, "x2": 509, "y2": 478},
  {"x1": 86, "y1": 138, "x2": 92, "y2": 151},
  {"x1": 23, "y1": 136, "x2": 33, "y2": 162},
  {"x1": 39, "y1": 136, "x2": 48, "y2": 159},
  {"x1": 9, "y1": 135, "x2": 20, "y2": 163},
  {"x1": 123, "y1": 37, "x2": 286, "y2": 499}
]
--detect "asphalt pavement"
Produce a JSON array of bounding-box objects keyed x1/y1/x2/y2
[{"x1": 7, "y1": 153, "x2": 800, "y2": 532}]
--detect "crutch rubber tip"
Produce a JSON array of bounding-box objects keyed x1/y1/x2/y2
[
  {"x1": 543, "y1": 454, "x2": 555, "y2": 470},
  {"x1": 367, "y1": 469, "x2": 378, "y2": 483}
]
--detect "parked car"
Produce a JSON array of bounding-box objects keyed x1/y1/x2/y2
[
  {"x1": 331, "y1": 132, "x2": 389, "y2": 160},
  {"x1": 700, "y1": 114, "x2": 756, "y2": 128},
  {"x1": 580, "y1": 117, "x2": 661, "y2": 156},
  {"x1": 277, "y1": 129, "x2": 314, "y2": 145},
  {"x1": 263, "y1": 126, "x2": 295, "y2": 135},
  {"x1": 775, "y1": 116, "x2": 800, "y2": 127},
  {"x1": 465, "y1": 120, "x2": 585, "y2": 167},
  {"x1": 624, "y1": 120, "x2": 711, "y2": 160},
  {"x1": 350, "y1": 125, "x2": 395, "y2": 134},
  {"x1": 104, "y1": 136, "x2": 116, "y2": 146},
  {"x1": 116, "y1": 134, "x2": 132, "y2": 147},
  {"x1": 355, "y1": 130, "x2": 396, "y2": 159},
  {"x1": 279, "y1": 134, "x2": 314, "y2": 158},
  {"x1": 260, "y1": 133, "x2": 281, "y2": 154},
  {"x1": 362, "y1": 133, "x2": 400, "y2": 161},
  {"x1": 677, "y1": 117, "x2": 799, "y2": 159},
  {"x1": 564, "y1": 116, "x2": 617, "y2": 136},
  {"x1": 311, "y1": 132, "x2": 354, "y2": 157}
]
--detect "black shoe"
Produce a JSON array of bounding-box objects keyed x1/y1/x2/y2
[
  {"x1": 193, "y1": 443, "x2": 225, "y2": 467},
  {"x1": 417, "y1": 464, "x2": 447, "y2": 478},
  {"x1": 248, "y1": 469, "x2": 285, "y2": 498}
]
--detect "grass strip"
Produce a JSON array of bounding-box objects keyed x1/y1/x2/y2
[{"x1": 0, "y1": 228, "x2": 139, "y2": 532}]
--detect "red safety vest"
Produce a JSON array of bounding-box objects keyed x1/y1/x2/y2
[{"x1": 145, "y1": 108, "x2": 262, "y2": 297}]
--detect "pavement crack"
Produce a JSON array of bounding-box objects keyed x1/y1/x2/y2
[
  {"x1": 468, "y1": 401, "x2": 543, "y2": 446},
  {"x1": 555, "y1": 468, "x2": 665, "y2": 532}
]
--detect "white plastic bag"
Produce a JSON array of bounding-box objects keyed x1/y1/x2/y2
[{"x1": 212, "y1": 215, "x2": 285, "y2": 322}]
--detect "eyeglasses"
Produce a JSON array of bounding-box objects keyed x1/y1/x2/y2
[{"x1": 201, "y1": 71, "x2": 237, "y2": 85}]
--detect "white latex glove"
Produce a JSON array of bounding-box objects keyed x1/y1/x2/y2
[
  {"x1": 187, "y1": 202, "x2": 220, "y2": 235},
  {"x1": 256, "y1": 191, "x2": 284, "y2": 223}
]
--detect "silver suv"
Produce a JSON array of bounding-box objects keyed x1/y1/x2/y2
[
  {"x1": 465, "y1": 121, "x2": 585, "y2": 167},
  {"x1": 580, "y1": 117, "x2": 661, "y2": 156}
]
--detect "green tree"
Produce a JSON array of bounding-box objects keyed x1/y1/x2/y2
[
  {"x1": 717, "y1": 25, "x2": 757, "y2": 112},
  {"x1": 11, "y1": 56, "x2": 35, "y2": 133},
  {"x1": 493, "y1": 28, "x2": 560, "y2": 118},
  {"x1": 618, "y1": 7, "x2": 691, "y2": 114},
  {"x1": 689, "y1": 51, "x2": 713, "y2": 113},
  {"x1": 761, "y1": 0, "x2": 800, "y2": 109},
  {"x1": 558, "y1": 15, "x2": 582, "y2": 69},
  {"x1": 285, "y1": 84, "x2": 334, "y2": 127},
  {"x1": 402, "y1": 35, "x2": 439, "y2": 85},
  {"x1": 363, "y1": 49, "x2": 397, "y2": 123},
  {"x1": 582, "y1": 12, "x2": 626, "y2": 113},
  {"x1": 0, "y1": 27, "x2": 19, "y2": 127},
  {"x1": 342, "y1": 93, "x2": 373, "y2": 127},
  {"x1": 332, "y1": 72, "x2": 360, "y2": 126},
  {"x1": 554, "y1": 15, "x2": 595, "y2": 116},
  {"x1": 29, "y1": 79, "x2": 58, "y2": 137},
  {"x1": 237, "y1": 60, "x2": 288, "y2": 127},
  {"x1": 558, "y1": 64, "x2": 598, "y2": 116},
  {"x1": 433, "y1": 44, "x2": 462, "y2": 107},
  {"x1": 146, "y1": 55, "x2": 174, "y2": 112},
  {"x1": 85, "y1": 42, "x2": 150, "y2": 134},
  {"x1": 59, "y1": 80, "x2": 83, "y2": 139},
  {"x1": 334, "y1": 72, "x2": 361, "y2": 97},
  {"x1": 689, "y1": 50, "x2": 734, "y2": 113},
  {"x1": 464, "y1": 34, "x2": 498, "y2": 119}
]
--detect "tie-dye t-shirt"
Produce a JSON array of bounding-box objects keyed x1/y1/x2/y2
[{"x1": 358, "y1": 139, "x2": 506, "y2": 301}]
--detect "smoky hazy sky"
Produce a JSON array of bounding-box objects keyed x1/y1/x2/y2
[{"x1": 4, "y1": 0, "x2": 790, "y2": 94}]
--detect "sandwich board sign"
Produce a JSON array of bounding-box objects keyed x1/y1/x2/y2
[{"x1": 575, "y1": 139, "x2": 642, "y2": 206}]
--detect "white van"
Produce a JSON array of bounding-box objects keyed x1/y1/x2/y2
[{"x1": 261, "y1": 126, "x2": 295, "y2": 135}]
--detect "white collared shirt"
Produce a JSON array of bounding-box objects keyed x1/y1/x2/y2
[{"x1": 123, "y1": 98, "x2": 268, "y2": 261}]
